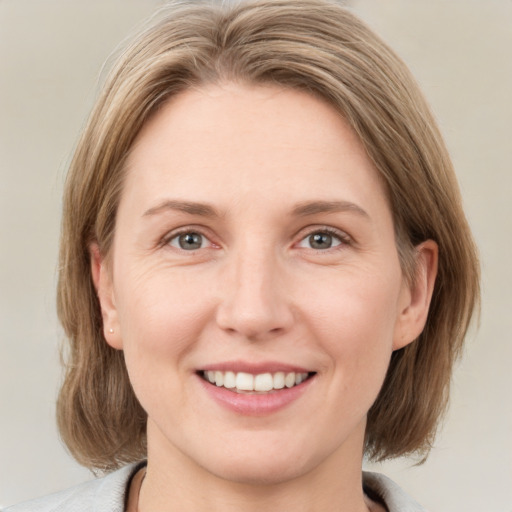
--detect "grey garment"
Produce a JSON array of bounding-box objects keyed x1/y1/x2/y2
[
  {"x1": 2, "y1": 463, "x2": 142, "y2": 512},
  {"x1": 363, "y1": 472, "x2": 427, "y2": 512},
  {"x1": 3, "y1": 463, "x2": 426, "y2": 512}
]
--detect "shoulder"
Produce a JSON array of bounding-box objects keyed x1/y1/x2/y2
[
  {"x1": 3, "y1": 462, "x2": 144, "y2": 512},
  {"x1": 363, "y1": 471, "x2": 428, "y2": 512}
]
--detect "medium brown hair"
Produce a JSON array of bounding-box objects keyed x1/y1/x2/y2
[{"x1": 57, "y1": 0, "x2": 479, "y2": 470}]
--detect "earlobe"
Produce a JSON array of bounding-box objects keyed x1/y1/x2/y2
[
  {"x1": 89, "y1": 243, "x2": 123, "y2": 350},
  {"x1": 393, "y1": 240, "x2": 438, "y2": 351}
]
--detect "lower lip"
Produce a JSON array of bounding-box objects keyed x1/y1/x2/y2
[{"x1": 196, "y1": 374, "x2": 314, "y2": 416}]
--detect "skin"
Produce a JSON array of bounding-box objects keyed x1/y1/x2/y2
[{"x1": 92, "y1": 83, "x2": 437, "y2": 512}]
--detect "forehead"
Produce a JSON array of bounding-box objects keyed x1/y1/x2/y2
[{"x1": 121, "y1": 83, "x2": 389, "y2": 218}]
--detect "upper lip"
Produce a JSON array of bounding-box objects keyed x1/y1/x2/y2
[{"x1": 199, "y1": 360, "x2": 313, "y2": 374}]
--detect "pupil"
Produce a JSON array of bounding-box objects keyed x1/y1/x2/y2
[
  {"x1": 310, "y1": 233, "x2": 332, "y2": 249},
  {"x1": 179, "y1": 232, "x2": 202, "y2": 250}
]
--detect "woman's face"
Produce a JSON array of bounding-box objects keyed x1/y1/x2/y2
[{"x1": 96, "y1": 83, "x2": 433, "y2": 484}]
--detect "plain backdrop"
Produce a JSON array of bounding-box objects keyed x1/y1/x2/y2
[{"x1": 1, "y1": 1, "x2": 511, "y2": 511}]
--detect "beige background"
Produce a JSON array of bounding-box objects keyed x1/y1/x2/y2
[{"x1": 1, "y1": 1, "x2": 511, "y2": 510}]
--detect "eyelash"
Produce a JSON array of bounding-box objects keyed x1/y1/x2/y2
[
  {"x1": 296, "y1": 226, "x2": 351, "y2": 251},
  {"x1": 161, "y1": 226, "x2": 351, "y2": 252},
  {"x1": 161, "y1": 228, "x2": 216, "y2": 251}
]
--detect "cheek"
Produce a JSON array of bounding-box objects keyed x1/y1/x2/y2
[
  {"x1": 303, "y1": 266, "x2": 402, "y2": 387},
  {"x1": 114, "y1": 267, "x2": 213, "y2": 372},
  {"x1": 112, "y1": 269, "x2": 215, "y2": 422},
  {"x1": 305, "y1": 265, "x2": 402, "y2": 342}
]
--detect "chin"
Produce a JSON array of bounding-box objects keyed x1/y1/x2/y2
[
  {"x1": 192, "y1": 432, "x2": 331, "y2": 487},
  {"x1": 205, "y1": 455, "x2": 313, "y2": 486}
]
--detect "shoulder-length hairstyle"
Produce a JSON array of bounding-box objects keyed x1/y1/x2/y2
[{"x1": 57, "y1": 0, "x2": 479, "y2": 470}]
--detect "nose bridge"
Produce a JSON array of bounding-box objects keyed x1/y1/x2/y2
[{"x1": 216, "y1": 237, "x2": 293, "y2": 339}]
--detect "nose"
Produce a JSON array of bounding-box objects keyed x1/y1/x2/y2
[{"x1": 215, "y1": 247, "x2": 295, "y2": 341}]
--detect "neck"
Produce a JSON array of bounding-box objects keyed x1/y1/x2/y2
[{"x1": 138, "y1": 420, "x2": 374, "y2": 512}]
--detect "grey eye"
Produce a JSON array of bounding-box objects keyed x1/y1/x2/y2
[
  {"x1": 169, "y1": 232, "x2": 205, "y2": 250},
  {"x1": 297, "y1": 231, "x2": 343, "y2": 250},
  {"x1": 309, "y1": 232, "x2": 334, "y2": 249}
]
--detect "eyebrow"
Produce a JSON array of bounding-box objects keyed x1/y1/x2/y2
[
  {"x1": 292, "y1": 200, "x2": 369, "y2": 219},
  {"x1": 142, "y1": 198, "x2": 369, "y2": 220},
  {"x1": 142, "y1": 199, "x2": 220, "y2": 218}
]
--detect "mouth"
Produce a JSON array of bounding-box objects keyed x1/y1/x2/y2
[{"x1": 198, "y1": 370, "x2": 316, "y2": 394}]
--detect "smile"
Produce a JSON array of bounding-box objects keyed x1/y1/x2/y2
[{"x1": 201, "y1": 370, "x2": 312, "y2": 393}]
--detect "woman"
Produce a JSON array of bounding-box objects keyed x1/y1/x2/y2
[{"x1": 6, "y1": 0, "x2": 479, "y2": 511}]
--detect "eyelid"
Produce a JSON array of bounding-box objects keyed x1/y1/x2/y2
[
  {"x1": 158, "y1": 224, "x2": 351, "y2": 252},
  {"x1": 295, "y1": 226, "x2": 352, "y2": 249},
  {"x1": 160, "y1": 226, "x2": 218, "y2": 250}
]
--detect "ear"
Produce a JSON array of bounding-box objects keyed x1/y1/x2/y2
[
  {"x1": 90, "y1": 242, "x2": 123, "y2": 350},
  {"x1": 393, "y1": 240, "x2": 438, "y2": 351}
]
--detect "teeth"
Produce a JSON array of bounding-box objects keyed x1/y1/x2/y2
[
  {"x1": 285, "y1": 372, "x2": 296, "y2": 388},
  {"x1": 235, "y1": 372, "x2": 254, "y2": 391},
  {"x1": 223, "y1": 371, "x2": 236, "y2": 389},
  {"x1": 202, "y1": 370, "x2": 310, "y2": 392},
  {"x1": 273, "y1": 372, "x2": 285, "y2": 389},
  {"x1": 254, "y1": 373, "x2": 273, "y2": 392}
]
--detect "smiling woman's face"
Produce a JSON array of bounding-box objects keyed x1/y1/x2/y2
[{"x1": 94, "y1": 83, "x2": 434, "y2": 485}]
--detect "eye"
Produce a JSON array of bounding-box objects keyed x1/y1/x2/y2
[
  {"x1": 168, "y1": 231, "x2": 208, "y2": 250},
  {"x1": 297, "y1": 229, "x2": 346, "y2": 250}
]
